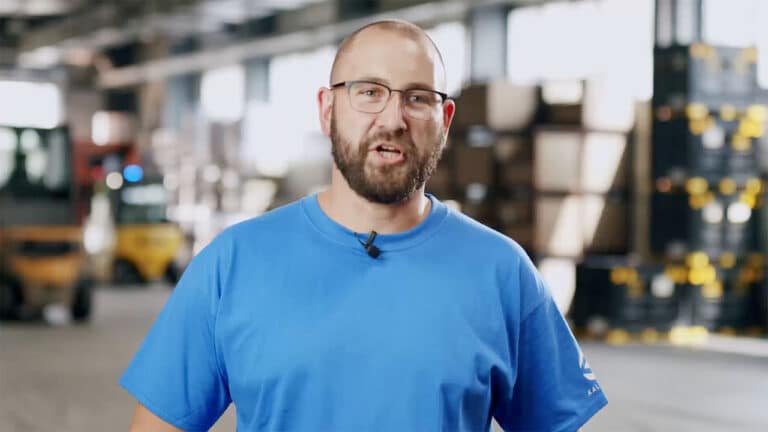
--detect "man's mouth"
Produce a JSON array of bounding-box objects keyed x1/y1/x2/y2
[{"x1": 373, "y1": 143, "x2": 404, "y2": 160}]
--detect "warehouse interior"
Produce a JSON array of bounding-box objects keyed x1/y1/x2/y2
[{"x1": 1, "y1": 0, "x2": 768, "y2": 431}]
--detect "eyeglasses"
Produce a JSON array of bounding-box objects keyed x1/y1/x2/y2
[{"x1": 330, "y1": 80, "x2": 448, "y2": 120}]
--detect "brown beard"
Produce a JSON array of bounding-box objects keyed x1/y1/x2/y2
[{"x1": 330, "y1": 114, "x2": 445, "y2": 204}]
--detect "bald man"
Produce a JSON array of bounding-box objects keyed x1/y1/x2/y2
[{"x1": 122, "y1": 20, "x2": 607, "y2": 432}]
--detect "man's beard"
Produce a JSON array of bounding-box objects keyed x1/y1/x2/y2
[{"x1": 330, "y1": 115, "x2": 445, "y2": 204}]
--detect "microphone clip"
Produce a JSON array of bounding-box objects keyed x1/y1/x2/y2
[{"x1": 359, "y1": 230, "x2": 381, "y2": 258}]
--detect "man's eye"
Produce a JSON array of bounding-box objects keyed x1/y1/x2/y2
[
  {"x1": 359, "y1": 88, "x2": 383, "y2": 97},
  {"x1": 408, "y1": 92, "x2": 433, "y2": 104}
]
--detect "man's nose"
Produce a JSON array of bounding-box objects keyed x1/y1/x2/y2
[{"x1": 374, "y1": 91, "x2": 408, "y2": 130}]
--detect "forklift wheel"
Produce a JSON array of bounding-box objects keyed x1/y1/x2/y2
[
  {"x1": 113, "y1": 260, "x2": 144, "y2": 285},
  {"x1": 0, "y1": 276, "x2": 23, "y2": 320},
  {"x1": 71, "y1": 279, "x2": 93, "y2": 322},
  {"x1": 165, "y1": 263, "x2": 181, "y2": 285}
]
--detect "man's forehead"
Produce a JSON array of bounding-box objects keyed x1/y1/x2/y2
[{"x1": 332, "y1": 27, "x2": 444, "y2": 88}]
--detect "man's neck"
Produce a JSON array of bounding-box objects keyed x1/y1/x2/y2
[{"x1": 317, "y1": 172, "x2": 432, "y2": 235}]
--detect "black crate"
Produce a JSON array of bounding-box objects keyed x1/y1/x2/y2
[
  {"x1": 748, "y1": 196, "x2": 767, "y2": 252},
  {"x1": 688, "y1": 264, "x2": 765, "y2": 330},
  {"x1": 653, "y1": 44, "x2": 757, "y2": 112},
  {"x1": 751, "y1": 279, "x2": 768, "y2": 330},
  {"x1": 651, "y1": 192, "x2": 722, "y2": 257},
  {"x1": 651, "y1": 192, "x2": 757, "y2": 258},
  {"x1": 573, "y1": 258, "x2": 659, "y2": 332},
  {"x1": 652, "y1": 114, "x2": 759, "y2": 185},
  {"x1": 574, "y1": 256, "x2": 765, "y2": 333}
]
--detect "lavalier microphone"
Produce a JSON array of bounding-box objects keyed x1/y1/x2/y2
[{"x1": 357, "y1": 230, "x2": 380, "y2": 258}]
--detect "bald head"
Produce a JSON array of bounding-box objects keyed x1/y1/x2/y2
[{"x1": 330, "y1": 20, "x2": 447, "y2": 90}]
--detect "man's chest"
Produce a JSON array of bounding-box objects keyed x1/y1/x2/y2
[{"x1": 217, "y1": 269, "x2": 509, "y2": 419}]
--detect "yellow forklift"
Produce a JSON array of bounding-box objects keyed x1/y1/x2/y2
[
  {"x1": 112, "y1": 177, "x2": 185, "y2": 285},
  {"x1": 0, "y1": 126, "x2": 92, "y2": 322}
]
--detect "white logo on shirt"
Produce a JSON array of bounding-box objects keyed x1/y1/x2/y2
[{"x1": 578, "y1": 348, "x2": 597, "y2": 381}]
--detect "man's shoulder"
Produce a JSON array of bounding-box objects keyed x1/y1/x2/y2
[
  {"x1": 227, "y1": 198, "x2": 305, "y2": 235},
  {"x1": 203, "y1": 198, "x2": 306, "y2": 253},
  {"x1": 443, "y1": 205, "x2": 527, "y2": 258}
]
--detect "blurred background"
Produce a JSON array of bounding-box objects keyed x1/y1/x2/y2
[{"x1": 1, "y1": 0, "x2": 767, "y2": 431}]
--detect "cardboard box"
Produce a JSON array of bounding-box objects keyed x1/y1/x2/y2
[
  {"x1": 535, "y1": 195, "x2": 584, "y2": 257},
  {"x1": 582, "y1": 195, "x2": 629, "y2": 254},
  {"x1": 453, "y1": 145, "x2": 494, "y2": 187},
  {"x1": 535, "y1": 194, "x2": 628, "y2": 257},
  {"x1": 539, "y1": 80, "x2": 583, "y2": 125},
  {"x1": 494, "y1": 135, "x2": 532, "y2": 163},
  {"x1": 454, "y1": 81, "x2": 537, "y2": 131},
  {"x1": 460, "y1": 200, "x2": 496, "y2": 226},
  {"x1": 497, "y1": 199, "x2": 533, "y2": 227},
  {"x1": 498, "y1": 162, "x2": 533, "y2": 189},
  {"x1": 534, "y1": 128, "x2": 628, "y2": 193},
  {"x1": 502, "y1": 225, "x2": 533, "y2": 250}
]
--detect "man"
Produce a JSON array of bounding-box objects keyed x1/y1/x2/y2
[{"x1": 122, "y1": 20, "x2": 607, "y2": 432}]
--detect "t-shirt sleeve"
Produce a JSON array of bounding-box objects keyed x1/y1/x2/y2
[
  {"x1": 119, "y1": 239, "x2": 232, "y2": 431},
  {"x1": 493, "y1": 255, "x2": 607, "y2": 432}
]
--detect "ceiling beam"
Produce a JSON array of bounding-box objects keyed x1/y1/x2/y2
[
  {"x1": 19, "y1": 0, "x2": 201, "y2": 52},
  {"x1": 98, "y1": 0, "x2": 553, "y2": 88}
]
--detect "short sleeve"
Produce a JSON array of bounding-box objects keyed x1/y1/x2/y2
[
  {"x1": 119, "y1": 240, "x2": 232, "y2": 431},
  {"x1": 493, "y1": 257, "x2": 607, "y2": 432}
]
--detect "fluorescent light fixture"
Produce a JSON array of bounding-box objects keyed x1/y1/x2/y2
[{"x1": 0, "y1": 80, "x2": 62, "y2": 129}]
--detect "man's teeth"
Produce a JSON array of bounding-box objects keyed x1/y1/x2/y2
[{"x1": 378, "y1": 150, "x2": 399, "y2": 159}]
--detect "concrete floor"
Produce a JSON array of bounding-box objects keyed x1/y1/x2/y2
[{"x1": 1, "y1": 284, "x2": 767, "y2": 432}]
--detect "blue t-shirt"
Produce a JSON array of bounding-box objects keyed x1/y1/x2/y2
[{"x1": 120, "y1": 193, "x2": 607, "y2": 431}]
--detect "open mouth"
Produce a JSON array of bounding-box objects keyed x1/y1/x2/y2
[{"x1": 373, "y1": 144, "x2": 404, "y2": 160}]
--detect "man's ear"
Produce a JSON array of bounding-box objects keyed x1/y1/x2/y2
[
  {"x1": 442, "y1": 98, "x2": 455, "y2": 135},
  {"x1": 318, "y1": 87, "x2": 333, "y2": 136}
]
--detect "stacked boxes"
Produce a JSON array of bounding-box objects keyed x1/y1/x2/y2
[
  {"x1": 532, "y1": 120, "x2": 631, "y2": 258},
  {"x1": 429, "y1": 81, "x2": 537, "y2": 249}
]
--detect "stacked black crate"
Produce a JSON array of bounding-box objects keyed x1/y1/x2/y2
[
  {"x1": 430, "y1": 81, "x2": 538, "y2": 251},
  {"x1": 572, "y1": 257, "x2": 678, "y2": 343},
  {"x1": 650, "y1": 43, "x2": 766, "y2": 335},
  {"x1": 751, "y1": 57, "x2": 768, "y2": 335}
]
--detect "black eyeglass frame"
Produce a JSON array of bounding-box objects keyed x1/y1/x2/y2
[{"x1": 329, "y1": 80, "x2": 449, "y2": 115}]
